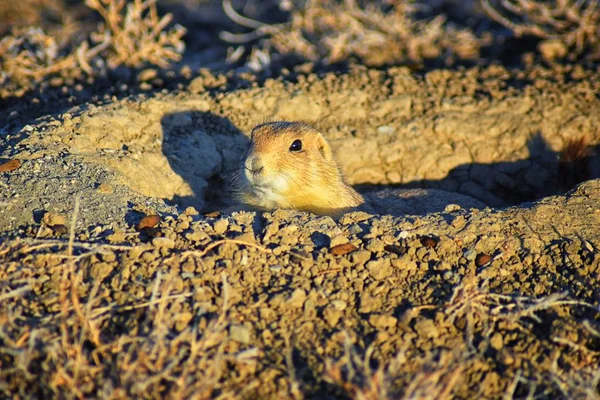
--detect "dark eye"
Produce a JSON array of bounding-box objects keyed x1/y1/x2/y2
[{"x1": 289, "y1": 139, "x2": 302, "y2": 152}]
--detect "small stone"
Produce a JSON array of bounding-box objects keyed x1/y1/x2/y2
[
  {"x1": 0, "y1": 159, "x2": 21, "y2": 173},
  {"x1": 351, "y1": 250, "x2": 372, "y2": 265},
  {"x1": 413, "y1": 318, "x2": 438, "y2": 339},
  {"x1": 384, "y1": 244, "x2": 406, "y2": 256},
  {"x1": 97, "y1": 183, "x2": 114, "y2": 194},
  {"x1": 234, "y1": 232, "x2": 256, "y2": 244},
  {"x1": 90, "y1": 262, "x2": 113, "y2": 281},
  {"x1": 367, "y1": 259, "x2": 393, "y2": 280},
  {"x1": 189, "y1": 76, "x2": 206, "y2": 93},
  {"x1": 213, "y1": 219, "x2": 229, "y2": 235},
  {"x1": 347, "y1": 224, "x2": 363, "y2": 235},
  {"x1": 290, "y1": 250, "x2": 311, "y2": 264},
  {"x1": 107, "y1": 231, "x2": 127, "y2": 243},
  {"x1": 43, "y1": 212, "x2": 66, "y2": 227},
  {"x1": 152, "y1": 237, "x2": 175, "y2": 249},
  {"x1": 136, "y1": 215, "x2": 160, "y2": 231},
  {"x1": 369, "y1": 314, "x2": 398, "y2": 329},
  {"x1": 391, "y1": 256, "x2": 417, "y2": 270},
  {"x1": 323, "y1": 306, "x2": 343, "y2": 327},
  {"x1": 463, "y1": 249, "x2": 477, "y2": 261},
  {"x1": 475, "y1": 253, "x2": 492, "y2": 267},
  {"x1": 287, "y1": 289, "x2": 306, "y2": 309},
  {"x1": 490, "y1": 332, "x2": 503, "y2": 350},
  {"x1": 451, "y1": 215, "x2": 466, "y2": 228},
  {"x1": 444, "y1": 204, "x2": 461, "y2": 213},
  {"x1": 330, "y1": 235, "x2": 349, "y2": 247},
  {"x1": 331, "y1": 300, "x2": 347, "y2": 311},
  {"x1": 330, "y1": 243, "x2": 357, "y2": 256},
  {"x1": 230, "y1": 324, "x2": 251, "y2": 344},
  {"x1": 498, "y1": 350, "x2": 514, "y2": 365},
  {"x1": 359, "y1": 292, "x2": 382, "y2": 314},
  {"x1": 184, "y1": 206, "x2": 199, "y2": 216},
  {"x1": 376, "y1": 125, "x2": 395, "y2": 135},
  {"x1": 269, "y1": 265, "x2": 283, "y2": 273}
]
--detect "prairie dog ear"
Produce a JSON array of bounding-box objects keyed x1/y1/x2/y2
[{"x1": 316, "y1": 134, "x2": 334, "y2": 162}]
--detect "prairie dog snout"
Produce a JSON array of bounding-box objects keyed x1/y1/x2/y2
[{"x1": 238, "y1": 121, "x2": 367, "y2": 216}]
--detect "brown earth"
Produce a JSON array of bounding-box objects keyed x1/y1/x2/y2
[{"x1": 1, "y1": 64, "x2": 600, "y2": 399}]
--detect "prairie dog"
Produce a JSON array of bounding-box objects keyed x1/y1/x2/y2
[
  {"x1": 238, "y1": 121, "x2": 371, "y2": 217},
  {"x1": 237, "y1": 121, "x2": 485, "y2": 217}
]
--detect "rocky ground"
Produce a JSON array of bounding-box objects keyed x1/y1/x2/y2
[{"x1": 1, "y1": 63, "x2": 600, "y2": 399}]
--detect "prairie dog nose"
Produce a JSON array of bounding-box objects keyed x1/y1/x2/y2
[{"x1": 244, "y1": 154, "x2": 264, "y2": 175}]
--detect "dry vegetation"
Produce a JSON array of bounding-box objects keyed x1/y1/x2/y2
[
  {"x1": 3, "y1": 0, "x2": 600, "y2": 98},
  {"x1": 1, "y1": 231, "x2": 598, "y2": 399},
  {"x1": 222, "y1": 0, "x2": 486, "y2": 67},
  {"x1": 323, "y1": 279, "x2": 600, "y2": 399},
  {"x1": 0, "y1": 241, "x2": 257, "y2": 398},
  {"x1": 482, "y1": 0, "x2": 600, "y2": 59},
  {"x1": 0, "y1": 0, "x2": 185, "y2": 97}
]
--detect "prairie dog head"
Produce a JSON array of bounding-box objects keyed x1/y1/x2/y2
[{"x1": 239, "y1": 121, "x2": 365, "y2": 216}]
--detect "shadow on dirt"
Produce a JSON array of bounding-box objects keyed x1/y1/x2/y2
[
  {"x1": 160, "y1": 112, "x2": 599, "y2": 216},
  {"x1": 160, "y1": 111, "x2": 250, "y2": 212},
  {"x1": 360, "y1": 132, "x2": 600, "y2": 211}
]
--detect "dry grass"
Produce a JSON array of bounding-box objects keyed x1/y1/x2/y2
[
  {"x1": 0, "y1": 266, "x2": 256, "y2": 398},
  {"x1": 0, "y1": 207, "x2": 258, "y2": 400},
  {"x1": 0, "y1": 0, "x2": 185, "y2": 97},
  {"x1": 481, "y1": 0, "x2": 600, "y2": 59},
  {"x1": 321, "y1": 279, "x2": 600, "y2": 399},
  {"x1": 323, "y1": 337, "x2": 464, "y2": 400},
  {"x1": 1, "y1": 236, "x2": 600, "y2": 398},
  {"x1": 222, "y1": 0, "x2": 486, "y2": 68}
]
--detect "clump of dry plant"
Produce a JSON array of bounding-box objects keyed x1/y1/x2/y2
[
  {"x1": 85, "y1": 0, "x2": 186, "y2": 68},
  {"x1": 481, "y1": 0, "x2": 600, "y2": 59},
  {"x1": 222, "y1": 0, "x2": 486, "y2": 68},
  {"x1": 0, "y1": 261, "x2": 256, "y2": 398},
  {"x1": 323, "y1": 336, "x2": 392, "y2": 400},
  {"x1": 323, "y1": 336, "x2": 465, "y2": 400},
  {"x1": 0, "y1": 0, "x2": 185, "y2": 97}
]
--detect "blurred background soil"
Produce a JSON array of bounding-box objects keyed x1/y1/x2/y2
[{"x1": 1, "y1": 1, "x2": 600, "y2": 399}]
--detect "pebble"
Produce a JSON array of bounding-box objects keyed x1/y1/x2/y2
[
  {"x1": 369, "y1": 314, "x2": 398, "y2": 329},
  {"x1": 391, "y1": 256, "x2": 417, "y2": 271},
  {"x1": 97, "y1": 183, "x2": 114, "y2": 194},
  {"x1": 413, "y1": 318, "x2": 438, "y2": 339},
  {"x1": 152, "y1": 237, "x2": 175, "y2": 249},
  {"x1": 213, "y1": 218, "x2": 229, "y2": 235},
  {"x1": 330, "y1": 243, "x2": 357, "y2": 256},
  {"x1": 330, "y1": 235, "x2": 349, "y2": 247},
  {"x1": 287, "y1": 289, "x2": 307, "y2": 309},
  {"x1": 331, "y1": 300, "x2": 347, "y2": 311},
  {"x1": 367, "y1": 259, "x2": 393, "y2": 280},
  {"x1": 230, "y1": 325, "x2": 251, "y2": 344},
  {"x1": 463, "y1": 248, "x2": 477, "y2": 261},
  {"x1": 323, "y1": 306, "x2": 343, "y2": 327},
  {"x1": 490, "y1": 332, "x2": 503, "y2": 350}
]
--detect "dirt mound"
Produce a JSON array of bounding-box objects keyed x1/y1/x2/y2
[
  {"x1": 3, "y1": 65, "x2": 600, "y2": 233},
  {"x1": 1, "y1": 180, "x2": 599, "y2": 398},
  {"x1": 0, "y1": 64, "x2": 599, "y2": 398}
]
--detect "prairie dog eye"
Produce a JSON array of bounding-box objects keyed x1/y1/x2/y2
[{"x1": 289, "y1": 139, "x2": 302, "y2": 152}]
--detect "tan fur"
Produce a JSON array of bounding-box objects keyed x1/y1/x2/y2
[{"x1": 239, "y1": 121, "x2": 368, "y2": 217}]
